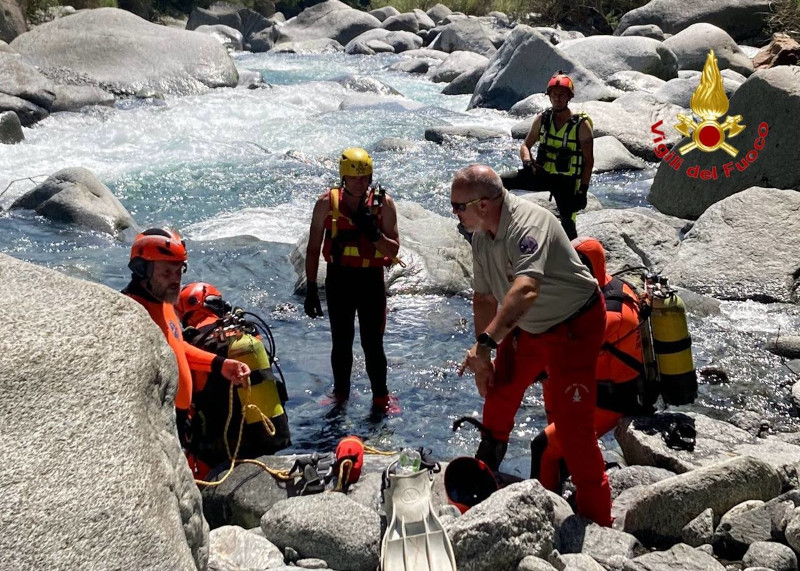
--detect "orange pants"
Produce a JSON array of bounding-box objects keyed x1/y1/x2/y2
[{"x1": 482, "y1": 297, "x2": 612, "y2": 526}]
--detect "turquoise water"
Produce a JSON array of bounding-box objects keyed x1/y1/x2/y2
[{"x1": 1, "y1": 52, "x2": 797, "y2": 477}]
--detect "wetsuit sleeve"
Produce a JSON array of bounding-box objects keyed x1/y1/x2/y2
[
  {"x1": 183, "y1": 342, "x2": 225, "y2": 375},
  {"x1": 506, "y1": 218, "x2": 548, "y2": 281}
]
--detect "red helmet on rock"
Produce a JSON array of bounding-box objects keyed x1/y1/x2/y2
[
  {"x1": 546, "y1": 71, "x2": 575, "y2": 98},
  {"x1": 177, "y1": 282, "x2": 230, "y2": 326},
  {"x1": 128, "y1": 228, "x2": 187, "y2": 278}
]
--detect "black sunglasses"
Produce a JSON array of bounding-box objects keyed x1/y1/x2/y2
[{"x1": 451, "y1": 195, "x2": 499, "y2": 212}]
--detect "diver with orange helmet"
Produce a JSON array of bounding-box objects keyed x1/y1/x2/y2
[
  {"x1": 121, "y1": 228, "x2": 250, "y2": 450},
  {"x1": 176, "y1": 282, "x2": 291, "y2": 477},
  {"x1": 500, "y1": 71, "x2": 594, "y2": 240}
]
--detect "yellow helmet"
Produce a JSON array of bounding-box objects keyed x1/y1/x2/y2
[{"x1": 339, "y1": 147, "x2": 373, "y2": 177}]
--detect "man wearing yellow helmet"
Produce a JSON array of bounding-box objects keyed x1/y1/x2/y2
[
  {"x1": 304, "y1": 148, "x2": 401, "y2": 412},
  {"x1": 501, "y1": 71, "x2": 594, "y2": 240}
]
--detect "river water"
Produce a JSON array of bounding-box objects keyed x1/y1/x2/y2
[{"x1": 1, "y1": 51, "x2": 798, "y2": 477}]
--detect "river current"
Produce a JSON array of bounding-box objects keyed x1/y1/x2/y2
[{"x1": 1, "y1": 51, "x2": 798, "y2": 477}]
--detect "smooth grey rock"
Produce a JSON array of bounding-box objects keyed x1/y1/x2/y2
[
  {"x1": 51, "y1": 84, "x2": 115, "y2": 112},
  {"x1": 0, "y1": 52, "x2": 56, "y2": 109},
  {"x1": 785, "y1": 506, "x2": 800, "y2": 552},
  {"x1": 575, "y1": 208, "x2": 680, "y2": 274},
  {"x1": 470, "y1": 26, "x2": 618, "y2": 111},
  {"x1": 509, "y1": 93, "x2": 550, "y2": 117},
  {"x1": 511, "y1": 117, "x2": 533, "y2": 139},
  {"x1": 337, "y1": 93, "x2": 422, "y2": 112},
  {"x1": 195, "y1": 24, "x2": 244, "y2": 51},
  {"x1": 345, "y1": 27, "x2": 389, "y2": 51},
  {"x1": 742, "y1": 541, "x2": 797, "y2": 571},
  {"x1": 663, "y1": 23, "x2": 754, "y2": 76},
  {"x1": 0, "y1": 0, "x2": 26, "y2": 43},
  {"x1": 728, "y1": 411, "x2": 769, "y2": 437},
  {"x1": 533, "y1": 27, "x2": 584, "y2": 45},
  {"x1": 620, "y1": 24, "x2": 665, "y2": 40},
  {"x1": 403, "y1": 47, "x2": 449, "y2": 60},
  {"x1": 609, "y1": 466, "x2": 676, "y2": 501},
  {"x1": 571, "y1": 93, "x2": 685, "y2": 160},
  {"x1": 559, "y1": 35, "x2": 678, "y2": 80},
  {"x1": 625, "y1": 542, "x2": 725, "y2": 570},
  {"x1": 446, "y1": 479, "x2": 555, "y2": 571},
  {"x1": 0, "y1": 39, "x2": 11, "y2": 52},
  {"x1": 651, "y1": 76, "x2": 739, "y2": 108},
  {"x1": 0, "y1": 254, "x2": 207, "y2": 570},
  {"x1": 260, "y1": 493, "x2": 380, "y2": 571},
  {"x1": 236, "y1": 69, "x2": 264, "y2": 88},
  {"x1": 383, "y1": 12, "x2": 418, "y2": 33},
  {"x1": 648, "y1": 66, "x2": 800, "y2": 219},
  {"x1": 272, "y1": 0, "x2": 381, "y2": 46},
  {"x1": 593, "y1": 136, "x2": 648, "y2": 172},
  {"x1": 557, "y1": 515, "x2": 640, "y2": 566},
  {"x1": 619, "y1": 455, "x2": 781, "y2": 547},
  {"x1": 335, "y1": 75, "x2": 401, "y2": 96},
  {"x1": 517, "y1": 556, "x2": 557, "y2": 571},
  {"x1": 548, "y1": 552, "x2": 605, "y2": 570},
  {"x1": 379, "y1": 30, "x2": 422, "y2": 52},
  {"x1": 428, "y1": 50, "x2": 488, "y2": 82},
  {"x1": 9, "y1": 167, "x2": 136, "y2": 236},
  {"x1": 186, "y1": 4, "x2": 272, "y2": 43},
  {"x1": 425, "y1": 125, "x2": 508, "y2": 143},
  {"x1": 768, "y1": 336, "x2": 800, "y2": 359},
  {"x1": 294, "y1": 201, "x2": 473, "y2": 295},
  {"x1": 295, "y1": 559, "x2": 329, "y2": 569},
  {"x1": 695, "y1": 543, "x2": 714, "y2": 556},
  {"x1": 428, "y1": 19, "x2": 497, "y2": 57},
  {"x1": 269, "y1": 38, "x2": 343, "y2": 53},
  {"x1": 614, "y1": 0, "x2": 773, "y2": 42},
  {"x1": 719, "y1": 500, "x2": 766, "y2": 528},
  {"x1": 441, "y1": 63, "x2": 487, "y2": 95},
  {"x1": 662, "y1": 188, "x2": 800, "y2": 304},
  {"x1": 545, "y1": 490, "x2": 574, "y2": 530},
  {"x1": 388, "y1": 58, "x2": 429, "y2": 73},
  {"x1": 412, "y1": 9, "x2": 435, "y2": 31},
  {"x1": 607, "y1": 70, "x2": 666, "y2": 93},
  {"x1": 714, "y1": 493, "x2": 799, "y2": 559},
  {"x1": 0, "y1": 109, "x2": 23, "y2": 143},
  {"x1": 426, "y1": 3, "x2": 452, "y2": 25},
  {"x1": 208, "y1": 525, "x2": 284, "y2": 571},
  {"x1": 369, "y1": 6, "x2": 399, "y2": 22},
  {"x1": 11, "y1": 8, "x2": 237, "y2": 96},
  {"x1": 680, "y1": 507, "x2": 714, "y2": 547},
  {"x1": 0, "y1": 91, "x2": 47, "y2": 125}
]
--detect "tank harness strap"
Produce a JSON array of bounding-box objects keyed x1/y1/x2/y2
[{"x1": 330, "y1": 187, "x2": 341, "y2": 239}]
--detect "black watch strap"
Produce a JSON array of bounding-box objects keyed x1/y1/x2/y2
[{"x1": 477, "y1": 332, "x2": 498, "y2": 350}]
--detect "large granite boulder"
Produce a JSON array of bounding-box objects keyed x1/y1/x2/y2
[
  {"x1": 10, "y1": 8, "x2": 237, "y2": 96},
  {"x1": 592, "y1": 136, "x2": 647, "y2": 172},
  {"x1": 9, "y1": 167, "x2": 137, "y2": 237},
  {"x1": 0, "y1": 92, "x2": 47, "y2": 125},
  {"x1": 0, "y1": 52, "x2": 57, "y2": 112},
  {"x1": 426, "y1": 3, "x2": 452, "y2": 25},
  {"x1": 0, "y1": 254, "x2": 208, "y2": 570},
  {"x1": 441, "y1": 62, "x2": 488, "y2": 95},
  {"x1": 0, "y1": 0, "x2": 25, "y2": 43},
  {"x1": 345, "y1": 28, "x2": 421, "y2": 53},
  {"x1": 607, "y1": 70, "x2": 666, "y2": 93},
  {"x1": 662, "y1": 187, "x2": 800, "y2": 304},
  {"x1": 469, "y1": 26, "x2": 618, "y2": 111},
  {"x1": 292, "y1": 201, "x2": 473, "y2": 295},
  {"x1": 428, "y1": 19, "x2": 497, "y2": 57},
  {"x1": 620, "y1": 24, "x2": 665, "y2": 40},
  {"x1": 618, "y1": 456, "x2": 781, "y2": 547},
  {"x1": 194, "y1": 24, "x2": 245, "y2": 51},
  {"x1": 271, "y1": 0, "x2": 381, "y2": 47},
  {"x1": 614, "y1": 0, "x2": 774, "y2": 42},
  {"x1": 369, "y1": 5, "x2": 399, "y2": 22},
  {"x1": 446, "y1": 479, "x2": 555, "y2": 570},
  {"x1": 51, "y1": 84, "x2": 116, "y2": 112},
  {"x1": 648, "y1": 67, "x2": 800, "y2": 219},
  {"x1": 428, "y1": 50, "x2": 488, "y2": 82},
  {"x1": 0, "y1": 108, "x2": 22, "y2": 143},
  {"x1": 652, "y1": 76, "x2": 740, "y2": 108},
  {"x1": 625, "y1": 543, "x2": 726, "y2": 570},
  {"x1": 382, "y1": 12, "x2": 419, "y2": 33},
  {"x1": 663, "y1": 23, "x2": 754, "y2": 76},
  {"x1": 714, "y1": 491, "x2": 800, "y2": 559},
  {"x1": 208, "y1": 526, "x2": 284, "y2": 571},
  {"x1": 260, "y1": 493, "x2": 380, "y2": 571},
  {"x1": 186, "y1": 4, "x2": 272, "y2": 49},
  {"x1": 608, "y1": 465, "x2": 676, "y2": 500},
  {"x1": 557, "y1": 516, "x2": 641, "y2": 566},
  {"x1": 559, "y1": 35, "x2": 678, "y2": 80}
]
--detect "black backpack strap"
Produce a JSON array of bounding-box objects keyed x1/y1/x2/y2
[{"x1": 602, "y1": 341, "x2": 646, "y2": 376}]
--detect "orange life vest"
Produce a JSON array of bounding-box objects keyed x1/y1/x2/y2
[
  {"x1": 598, "y1": 278, "x2": 644, "y2": 385},
  {"x1": 322, "y1": 186, "x2": 392, "y2": 268}
]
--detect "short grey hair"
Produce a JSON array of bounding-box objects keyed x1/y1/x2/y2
[{"x1": 452, "y1": 164, "x2": 504, "y2": 199}]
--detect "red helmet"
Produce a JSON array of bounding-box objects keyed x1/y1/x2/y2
[
  {"x1": 177, "y1": 282, "x2": 229, "y2": 325},
  {"x1": 129, "y1": 228, "x2": 187, "y2": 278},
  {"x1": 546, "y1": 70, "x2": 574, "y2": 97}
]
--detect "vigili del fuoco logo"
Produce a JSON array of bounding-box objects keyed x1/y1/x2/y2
[{"x1": 649, "y1": 50, "x2": 769, "y2": 180}]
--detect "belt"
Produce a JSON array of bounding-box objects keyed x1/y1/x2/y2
[{"x1": 547, "y1": 288, "x2": 601, "y2": 332}]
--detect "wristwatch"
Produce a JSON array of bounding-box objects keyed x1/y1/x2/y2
[{"x1": 477, "y1": 332, "x2": 498, "y2": 350}]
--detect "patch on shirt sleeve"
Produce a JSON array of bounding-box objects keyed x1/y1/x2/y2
[{"x1": 519, "y1": 235, "x2": 539, "y2": 255}]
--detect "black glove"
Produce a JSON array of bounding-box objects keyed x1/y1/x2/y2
[
  {"x1": 522, "y1": 159, "x2": 533, "y2": 171},
  {"x1": 304, "y1": 282, "x2": 323, "y2": 319},
  {"x1": 351, "y1": 201, "x2": 381, "y2": 243},
  {"x1": 575, "y1": 183, "x2": 589, "y2": 211},
  {"x1": 456, "y1": 222, "x2": 473, "y2": 244}
]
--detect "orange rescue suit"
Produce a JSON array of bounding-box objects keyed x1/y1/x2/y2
[{"x1": 123, "y1": 281, "x2": 223, "y2": 410}]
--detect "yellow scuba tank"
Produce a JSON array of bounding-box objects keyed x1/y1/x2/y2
[
  {"x1": 228, "y1": 334, "x2": 284, "y2": 422},
  {"x1": 647, "y1": 276, "x2": 697, "y2": 406}
]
